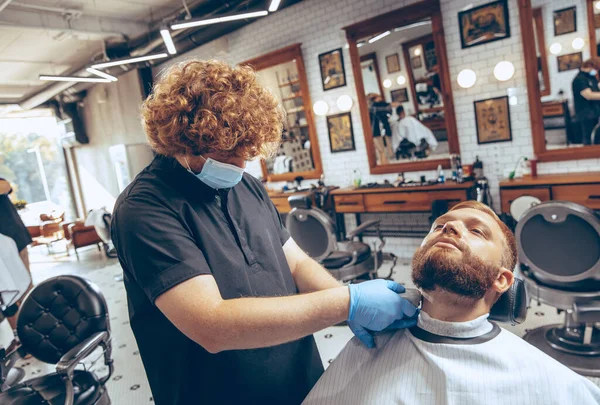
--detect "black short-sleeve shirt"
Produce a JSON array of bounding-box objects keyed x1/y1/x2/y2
[
  {"x1": 572, "y1": 70, "x2": 600, "y2": 120},
  {"x1": 111, "y1": 155, "x2": 323, "y2": 405},
  {"x1": 0, "y1": 178, "x2": 32, "y2": 251}
]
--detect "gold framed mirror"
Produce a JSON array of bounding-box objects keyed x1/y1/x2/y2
[
  {"x1": 520, "y1": 0, "x2": 600, "y2": 161},
  {"x1": 242, "y1": 44, "x2": 323, "y2": 182},
  {"x1": 343, "y1": 0, "x2": 460, "y2": 174}
]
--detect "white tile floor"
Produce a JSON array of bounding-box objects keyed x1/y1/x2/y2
[{"x1": 11, "y1": 248, "x2": 600, "y2": 404}]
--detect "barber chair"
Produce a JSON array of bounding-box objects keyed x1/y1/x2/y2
[
  {"x1": 286, "y1": 194, "x2": 392, "y2": 282},
  {"x1": 0, "y1": 275, "x2": 113, "y2": 404},
  {"x1": 516, "y1": 201, "x2": 600, "y2": 377}
]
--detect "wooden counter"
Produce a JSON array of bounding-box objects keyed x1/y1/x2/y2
[
  {"x1": 331, "y1": 181, "x2": 474, "y2": 213},
  {"x1": 267, "y1": 190, "x2": 312, "y2": 213},
  {"x1": 499, "y1": 172, "x2": 600, "y2": 213}
]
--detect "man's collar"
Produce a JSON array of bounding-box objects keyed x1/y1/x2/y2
[
  {"x1": 415, "y1": 311, "x2": 494, "y2": 339},
  {"x1": 151, "y1": 155, "x2": 217, "y2": 201}
]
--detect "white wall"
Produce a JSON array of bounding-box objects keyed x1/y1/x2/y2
[
  {"x1": 76, "y1": 69, "x2": 148, "y2": 213},
  {"x1": 151, "y1": 0, "x2": 600, "y2": 257}
]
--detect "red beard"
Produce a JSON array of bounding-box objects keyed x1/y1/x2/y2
[{"x1": 412, "y1": 238, "x2": 499, "y2": 299}]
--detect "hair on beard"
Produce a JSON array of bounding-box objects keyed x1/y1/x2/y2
[{"x1": 411, "y1": 242, "x2": 499, "y2": 300}]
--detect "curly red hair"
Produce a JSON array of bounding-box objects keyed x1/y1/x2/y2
[{"x1": 142, "y1": 59, "x2": 284, "y2": 160}]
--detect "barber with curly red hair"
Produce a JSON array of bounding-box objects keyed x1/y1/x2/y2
[{"x1": 111, "y1": 60, "x2": 418, "y2": 405}]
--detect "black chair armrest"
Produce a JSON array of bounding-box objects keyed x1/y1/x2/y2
[
  {"x1": 56, "y1": 331, "x2": 108, "y2": 379},
  {"x1": 346, "y1": 220, "x2": 380, "y2": 240}
]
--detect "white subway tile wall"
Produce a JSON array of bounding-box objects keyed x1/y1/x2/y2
[{"x1": 155, "y1": 0, "x2": 600, "y2": 258}]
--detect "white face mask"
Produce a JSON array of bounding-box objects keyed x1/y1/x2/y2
[
  {"x1": 590, "y1": 69, "x2": 598, "y2": 76},
  {"x1": 184, "y1": 156, "x2": 244, "y2": 189}
]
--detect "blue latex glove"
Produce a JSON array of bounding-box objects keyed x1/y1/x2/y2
[{"x1": 348, "y1": 280, "x2": 419, "y2": 348}]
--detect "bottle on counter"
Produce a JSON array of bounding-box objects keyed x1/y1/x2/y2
[
  {"x1": 437, "y1": 164, "x2": 445, "y2": 183},
  {"x1": 456, "y1": 155, "x2": 464, "y2": 183},
  {"x1": 450, "y1": 155, "x2": 458, "y2": 181},
  {"x1": 473, "y1": 156, "x2": 484, "y2": 180}
]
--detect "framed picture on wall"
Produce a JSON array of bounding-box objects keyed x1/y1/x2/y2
[
  {"x1": 557, "y1": 52, "x2": 583, "y2": 72},
  {"x1": 385, "y1": 54, "x2": 401, "y2": 73},
  {"x1": 595, "y1": 13, "x2": 600, "y2": 29},
  {"x1": 553, "y1": 6, "x2": 577, "y2": 36},
  {"x1": 474, "y1": 96, "x2": 512, "y2": 144},
  {"x1": 318, "y1": 48, "x2": 347, "y2": 91},
  {"x1": 411, "y1": 56, "x2": 422, "y2": 69},
  {"x1": 458, "y1": 0, "x2": 510, "y2": 49},
  {"x1": 390, "y1": 88, "x2": 409, "y2": 103},
  {"x1": 327, "y1": 112, "x2": 356, "y2": 153}
]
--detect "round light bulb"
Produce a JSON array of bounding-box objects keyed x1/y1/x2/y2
[
  {"x1": 414, "y1": 48, "x2": 422, "y2": 56},
  {"x1": 457, "y1": 69, "x2": 477, "y2": 88},
  {"x1": 595, "y1": 1, "x2": 600, "y2": 10},
  {"x1": 383, "y1": 79, "x2": 392, "y2": 88},
  {"x1": 572, "y1": 37, "x2": 585, "y2": 50},
  {"x1": 313, "y1": 100, "x2": 329, "y2": 116},
  {"x1": 336, "y1": 95, "x2": 353, "y2": 111},
  {"x1": 549, "y1": 42, "x2": 562, "y2": 55},
  {"x1": 493, "y1": 61, "x2": 515, "y2": 81},
  {"x1": 396, "y1": 75, "x2": 406, "y2": 85}
]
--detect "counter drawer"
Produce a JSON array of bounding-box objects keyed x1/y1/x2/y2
[
  {"x1": 270, "y1": 197, "x2": 291, "y2": 213},
  {"x1": 500, "y1": 187, "x2": 551, "y2": 214},
  {"x1": 552, "y1": 184, "x2": 600, "y2": 209},
  {"x1": 365, "y1": 192, "x2": 430, "y2": 212},
  {"x1": 428, "y1": 190, "x2": 467, "y2": 208},
  {"x1": 334, "y1": 194, "x2": 365, "y2": 213},
  {"x1": 541, "y1": 103, "x2": 564, "y2": 117}
]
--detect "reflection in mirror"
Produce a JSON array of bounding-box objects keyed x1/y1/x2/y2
[
  {"x1": 594, "y1": 0, "x2": 600, "y2": 54},
  {"x1": 357, "y1": 19, "x2": 450, "y2": 166},
  {"x1": 255, "y1": 61, "x2": 315, "y2": 175},
  {"x1": 533, "y1": 0, "x2": 600, "y2": 150}
]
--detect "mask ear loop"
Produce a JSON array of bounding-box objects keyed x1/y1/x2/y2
[{"x1": 183, "y1": 156, "x2": 193, "y2": 173}]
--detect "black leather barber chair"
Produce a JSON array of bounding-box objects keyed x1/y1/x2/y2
[
  {"x1": 516, "y1": 201, "x2": 600, "y2": 377},
  {"x1": 0, "y1": 275, "x2": 113, "y2": 404},
  {"x1": 287, "y1": 194, "x2": 391, "y2": 282}
]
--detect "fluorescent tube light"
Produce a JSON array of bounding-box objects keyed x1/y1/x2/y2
[
  {"x1": 268, "y1": 0, "x2": 281, "y2": 12},
  {"x1": 39, "y1": 75, "x2": 111, "y2": 83},
  {"x1": 160, "y1": 29, "x2": 177, "y2": 55},
  {"x1": 86, "y1": 68, "x2": 118, "y2": 82},
  {"x1": 171, "y1": 10, "x2": 268, "y2": 30},
  {"x1": 91, "y1": 53, "x2": 169, "y2": 69},
  {"x1": 368, "y1": 31, "x2": 390, "y2": 43}
]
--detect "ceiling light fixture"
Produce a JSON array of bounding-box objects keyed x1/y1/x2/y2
[
  {"x1": 336, "y1": 95, "x2": 353, "y2": 111},
  {"x1": 383, "y1": 79, "x2": 392, "y2": 88},
  {"x1": 368, "y1": 31, "x2": 391, "y2": 44},
  {"x1": 572, "y1": 37, "x2": 585, "y2": 50},
  {"x1": 160, "y1": 28, "x2": 178, "y2": 55},
  {"x1": 268, "y1": 0, "x2": 281, "y2": 12},
  {"x1": 313, "y1": 100, "x2": 329, "y2": 116},
  {"x1": 397, "y1": 75, "x2": 406, "y2": 85},
  {"x1": 457, "y1": 69, "x2": 477, "y2": 88},
  {"x1": 86, "y1": 68, "x2": 118, "y2": 82},
  {"x1": 0, "y1": 93, "x2": 24, "y2": 98},
  {"x1": 493, "y1": 61, "x2": 515, "y2": 81},
  {"x1": 171, "y1": 10, "x2": 268, "y2": 30},
  {"x1": 549, "y1": 42, "x2": 562, "y2": 55},
  {"x1": 39, "y1": 75, "x2": 111, "y2": 83},
  {"x1": 90, "y1": 53, "x2": 169, "y2": 69},
  {"x1": 414, "y1": 48, "x2": 422, "y2": 56},
  {"x1": 595, "y1": 1, "x2": 600, "y2": 10}
]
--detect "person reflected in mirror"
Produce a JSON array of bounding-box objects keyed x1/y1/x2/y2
[
  {"x1": 367, "y1": 93, "x2": 394, "y2": 164},
  {"x1": 392, "y1": 106, "x2": 438, "y2": 160},
  {"x1": 571, "y1": 58, "x2": 600, "y2": 145}
]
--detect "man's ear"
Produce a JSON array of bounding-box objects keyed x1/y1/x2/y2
[{"x1": 492, "y1": 268, "x2": 514, "y2": 295}]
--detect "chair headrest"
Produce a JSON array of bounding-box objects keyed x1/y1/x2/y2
[
  {"x1": 288, "y1": 194, "x2": 312, "y2": 209},
  {"x1": 489, "y1": 278, "x2": 528, "y2": 324}
]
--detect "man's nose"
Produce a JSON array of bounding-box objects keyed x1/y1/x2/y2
[{"x1": 442, "y1": 221, "x2": 460, "y2": 236}]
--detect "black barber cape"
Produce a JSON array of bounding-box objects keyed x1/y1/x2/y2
[
  {"x1": 0, "y1": 177, "x2": 32, "y2": 252},
  {"x1": 111, "y1": 155, "x2": 323, "y2": 405}
]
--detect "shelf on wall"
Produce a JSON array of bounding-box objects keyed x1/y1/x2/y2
[
  {"x1": 279, "y1": 80, "x2": 300, "y2": 87},
  {"x1": 286, "y1": 106, "x2": 305, "y2": 114},
  {"x1": 419, "y1": 106, "x2": 444, "y2": 114},
  {"x1": 282, "y1": 93, "x2": 302, "y2": 102}
]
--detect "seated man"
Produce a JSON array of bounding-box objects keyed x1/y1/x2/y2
[
  {"x1": 303, "y1": 201, "x2": 600, "y2": 405},
  {"x1": 393, "y1": 106, "x2": 438, "y2": 160}
]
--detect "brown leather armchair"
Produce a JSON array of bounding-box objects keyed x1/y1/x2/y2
[{"x1": 66, "y1": 221, "x2": 103, "y2": 260}]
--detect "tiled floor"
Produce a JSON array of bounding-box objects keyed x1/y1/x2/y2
[{"x1": 9, "y1": 245, "x2": 599, "y2": 404}]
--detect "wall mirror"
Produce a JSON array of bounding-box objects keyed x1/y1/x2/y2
[
  {"x1": 344, "y1": 0, "x2": 460, "y2": 174},
  {"x1": 242, "y1": 44, "x2": 323, "y2": 182},
  {"x1": 521, "y1": 0, "x2": 600, "y2": 162}
]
